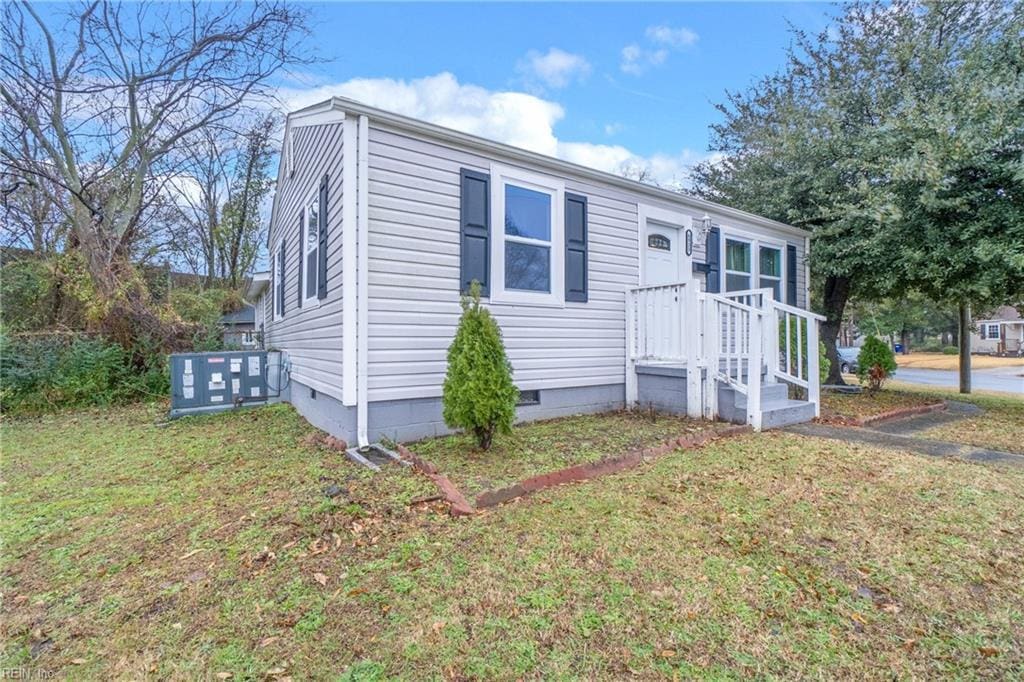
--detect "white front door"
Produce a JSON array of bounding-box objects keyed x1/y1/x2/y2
[{"x1": 644, "y1": 223, "x2": 681, "y2": 286}]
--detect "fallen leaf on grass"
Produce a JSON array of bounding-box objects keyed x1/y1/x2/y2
[
  {"x1": 178, "y1": 548, "x2": 204, "y2": 560},
  {"x1": 432, "y1": 621, "x2": 446, "y2": 633},
  {"x1": 215, "y1": 673, "x2": 232, "y2": 680},
  {"x1": 313, "y1": 573, "x2": 328, "y2": 587},
  {"x1": 259, "y1": 636, "x2": 279, "y2": 647},
  {"x1": 71, "y1": 658, "x2": 86, "y2": 665},
  {"x1": 660, "y1": 650, "x2": 676, "y2": 658},
  {"x1": 978, "y1": 646, "x2": 999, "y2": 657}
]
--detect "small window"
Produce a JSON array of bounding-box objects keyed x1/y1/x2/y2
[
  {"x1": 516, "y1": 389, "x2": 540, "y2": 406},
  {"x1": 648, "y1": 234, "x2": 671, "y2": 251},
  {"x1": 758, "y1": 246, "x2": 782, "y2": 300},
  {"x1": 303, "y1": 199, "x2": 320, "y2": 305},
  {"x1": 987, "y1": 323, "x2": 1000, "y2": 339},
  {"x1": 724, "y1": 239, "x2": 752, "y2": 292}
]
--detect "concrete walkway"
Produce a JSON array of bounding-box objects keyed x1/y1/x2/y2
[{"x1": 785, "y1": 402, "x2": 1024, "y2": 468}]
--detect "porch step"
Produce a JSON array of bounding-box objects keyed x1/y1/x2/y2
[
  {"x1": 757, "y1": 398, "x2": 817, "y2": 430},
  {"x1": 717, "y1": 382, "x2": 816, "y2": 429}
]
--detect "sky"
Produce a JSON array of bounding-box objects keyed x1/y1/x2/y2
[{"x1": 275, "y1": 1, "x2": 840, "y2": 187}]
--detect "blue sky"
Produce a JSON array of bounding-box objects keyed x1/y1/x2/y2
[{"x1": 278, "y1": 2, "x2": 839, "y2": 186}]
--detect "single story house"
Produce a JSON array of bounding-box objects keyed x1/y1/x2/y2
[
  {"x1": 248, "y1": 97, "x2": 823, "y2": 447},
  {"x1": 219, "y1": 305, "x2": 258, "y2": 348},
  {"x1": 972, "y1": 306, "x2": 1024, "y2": 355}
]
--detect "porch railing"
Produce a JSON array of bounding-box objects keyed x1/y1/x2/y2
[{"x1": 626, "y1": 281, "x2": 824, "y2": 427}]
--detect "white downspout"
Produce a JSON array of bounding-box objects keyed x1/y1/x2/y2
[{"x1": 356, "y1": 114, "x2": 370, "y2": 447}]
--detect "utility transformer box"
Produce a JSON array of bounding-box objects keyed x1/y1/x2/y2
[{"x1": 169, "y1": 350, "x2": 270, "y2": 419}]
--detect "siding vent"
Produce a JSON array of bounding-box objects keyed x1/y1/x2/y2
[{"x1": 516, "y1": 389, "x2": 540, "y2": 406}]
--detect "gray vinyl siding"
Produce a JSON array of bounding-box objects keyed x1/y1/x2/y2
[
  {"x1": 364, "y1": 123, "x2": 809, "y2": 403},
  {"x1": 264, "y1": 122, "x2": 345, "y2": 400}
]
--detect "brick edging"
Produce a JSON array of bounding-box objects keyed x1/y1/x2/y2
[
  {"x1": 396, "y1": 444, "x2": 474, "y2": 516},
  {"x1": 398, "y1": 424, "x2": 752, "y2": 515},
  {"x1": 822, "y1": 401, "x2": 946, "y2": 427}
]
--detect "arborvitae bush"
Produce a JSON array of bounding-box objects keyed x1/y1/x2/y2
[
  {"x1": 442, "y1": 281, "x2": 518, "y2": 450},
  {"x1": 857, "y1": 335, "x2": 897, "y2": 392}
]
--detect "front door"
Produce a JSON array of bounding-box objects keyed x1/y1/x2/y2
[{"x1": 644, "y1": 223, "x2": 681, "y2": 286}]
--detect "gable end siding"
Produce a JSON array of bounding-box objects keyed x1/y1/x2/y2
[{"x1": 263, "y1": 122, "x2": 345, "y2": 400}]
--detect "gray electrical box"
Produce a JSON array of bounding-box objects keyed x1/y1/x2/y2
[{"x1": 169, "y1": 350, "x2": 268, "y2": 418}]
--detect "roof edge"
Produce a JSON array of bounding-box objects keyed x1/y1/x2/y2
[{"x1": 315, "y1": 96, "x2": 810, "y2": 239}]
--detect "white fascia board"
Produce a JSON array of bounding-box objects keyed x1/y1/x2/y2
[
  {"x1": 316, "y1": 96, "x2": 811, "y2": 240},
  {"x1": 342, "y1": 118, "x2": 358, "y2": 406}
]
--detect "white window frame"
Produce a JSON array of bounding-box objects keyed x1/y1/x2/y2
[
  {"x1": 272, "y1": 237, "x2": 283, "y2": 321},
  {"x1": 302, "y1": 195, "x2": 321, "y2": 309},
  {"x1": 757, "y1": 244, "x2": 783, "y2": 301},
  {"x1": 723, "y1": 235, "x2": 754, "y2": 292},
  {"x1": 489, "y1": 163, "x2": 565, "y2": 307},
  {"x1": 720, "y1": 226, "x2": 788, "y2": 302},
  {"x1": 986, "y1": 323, "x2": 1000, "y2": 339}
]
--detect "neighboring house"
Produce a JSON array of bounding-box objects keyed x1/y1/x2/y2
[
  {"x1": 247, "y1": 97, "x2": 821, "y2": 447},
  {"x1": 219, "y1": 305, "x2": 258, "y2": 348},
  {"x1": 972, "y1": 306, "x2": 1024, "y2": 355}
]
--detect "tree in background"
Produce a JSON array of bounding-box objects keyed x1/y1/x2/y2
[
  {"x1": 0, "y1": 0, "x2": 309, "y2": 332},
  {"x1": 217, "y1": 115, "x2": 277, "y2": 288},
  {"x1": 691, "y1": 0, "x2": 1024, "y2": 392},
  {"x1": 442, "y1": 282, "x2": 519, "y2": 450}
]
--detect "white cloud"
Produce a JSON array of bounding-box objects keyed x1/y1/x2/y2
[
  {"x1": 276, "y1": 72, "x2": 711, "y2": 188},
  {"x1": 516, "y1": 48, "x2": 591, "y2": 90},
  {"x1": 604, "y1": 122, "x2": 624, "y2": 136},
  {"x1": 645, "y1": 25, "x2": 699, "y2": 48},
  {"x1": 621, "y1": 24, "x2": 699, "y2": 76}
]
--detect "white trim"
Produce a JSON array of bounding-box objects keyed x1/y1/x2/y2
[
  {"x1": 271, "y1": 238, "x2": 282, "y2": 321},
  {"x1": 342, "y1": 119, "x2": 358, "y2": 406},
  {"x1": 317, "y1": 96, "x2": 810, "y2": 239},
  {"x1": 301, "y1": 196, "x2": 321, "y2": 309},
  {"x1": 356, "y1": 114, "x2": 369, "y2": 447},
  {"x1": 804, "y1": 236, "x2": 811, "y2": 310},
  {"x1": 489, "y1": 163, "x2": 565, "y2": 307}
]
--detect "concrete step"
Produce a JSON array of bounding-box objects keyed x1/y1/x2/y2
[
  {"x1": 731, "y1": 382, "x2": 789, "y2": 409},
  {"x1": 759, "y1": 399, "x2": 816, "y2": 429}
]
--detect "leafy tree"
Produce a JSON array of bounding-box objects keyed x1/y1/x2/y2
[
  {"x1": 442, "y1": 282, "x2": 518, "y2": 450},
  {"x1": 857, "y1": 336, "x2": 897, "y2": 392},
  {"x1": 691, "y1": 0, "x2": 1024, "y2": 392}
]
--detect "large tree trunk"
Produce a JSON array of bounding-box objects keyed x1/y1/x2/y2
[
  {"x1": 958, "y1": 302, "x2": 971, "y2": 394},
  {"x1": 821, "y1": 275, "x2": 851, "y2": 385}
]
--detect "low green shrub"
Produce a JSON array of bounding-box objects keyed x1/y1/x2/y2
[
  {"x1": 0, "y1": 332, "x2": 168, "y2": 414},
  {"x1": 442, "y1": 281, "x2": 518, "y2": 450},
  {"x1": 941, "y1": 345, "x2": 959, "y2": 355},
  {"x1": 857, "y1": 336, "x2": 897, "y2": 391}
]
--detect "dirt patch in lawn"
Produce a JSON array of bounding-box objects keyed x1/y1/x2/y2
[
  {"x1": 820, "y1": 389, "x2": 942, "y2": 424},
  {"x1": 405, "y1": 411, "x2": 731, "y2": 499},
  {"x1": 895, "y1": 353, "x2": 1024, "y2": 371}
]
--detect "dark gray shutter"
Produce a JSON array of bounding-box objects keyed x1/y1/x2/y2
[
  {"x1": 296, "y1": 211, "x2": 303, "y2": 309},
  {"x1": 565, "y1": 192, "x2": 588, "y2": 302},
  {"x1": 317, "y1": 174, "x2": 329, "y2": 300},
  {"x1": 786, "y1": 244, "x2": 798, "y2": 306},
  {"x1": 460, "y1": 168, "x2": 490, "y2": 295},
  {"x1": 278, "y1": 239, "x2": 286, "y2": 316},
  {"x1": 980, "y1": 325, "x2": 987, "y2": 340},
  {"x1": 705, "y1": 227, "x2": 721, "y2": 293}
]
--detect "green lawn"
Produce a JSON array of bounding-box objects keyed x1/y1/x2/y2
[
  {"x1": 409, "y1": 410, "x2": 724, "y2": 497},
  {"x1": 3, "y1": 404, "x2": 1024, "y2": 679}
]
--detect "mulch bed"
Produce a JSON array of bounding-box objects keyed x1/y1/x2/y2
[{"x1": 397, "y1": 423, "x2": 752, "y2": 516}]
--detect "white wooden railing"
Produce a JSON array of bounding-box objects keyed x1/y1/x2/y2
[
  {"x1": 626, "y1": 281, "x2": 824, "y2": 427},
  {"x1": 768, "y1": 300, "x2": 825, "y2": 417}
]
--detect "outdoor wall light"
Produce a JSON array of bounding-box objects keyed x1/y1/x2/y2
[{"x1": 693, "y1": 213, "x2": 713, "y2": 247}]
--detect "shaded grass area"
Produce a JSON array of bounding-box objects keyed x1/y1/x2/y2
[
  {"x1": 820, "y1": 388, "x2": 939, "y2": 422},
  {"x1": 408, "y1": 410, "x2": 724, "y2": 497},
  {"x1": 3, "y1": 405, "x2": 1024, "y2": 678},
  {"x1": 884, "y1": 382, "x2": 1024, "y2": 454}
]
